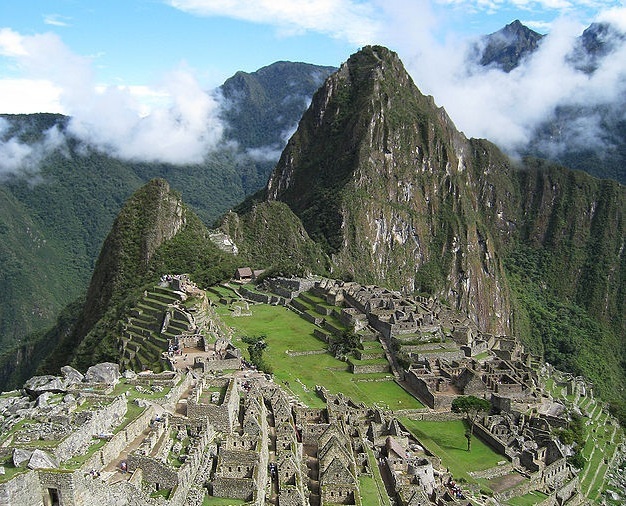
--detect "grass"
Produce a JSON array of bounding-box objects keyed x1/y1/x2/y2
[
  {"x1": 359, "y1": 475, "x2": 383, "y2": 506},
  {"x1": 363, "y1": 444, "x2": 391, "y2": 506},
  {"x1": 220, "y1": 302, "x2": 423, "y2": 409},
  {"x1": 400, "y1": 418, "x2": 504, "y2": 486},
  {"x1": 62, "y1": 438, "x2": 108, "y2": 469},
  {"x1": 506, "y1": 491, "x2": 549, "y2": 505},
  {"x1": 0, "y1": 460, "x2": 28, "y2": 484},
  {"x1": 203, "y1": 495, "x2": 246, "y2": 506}
]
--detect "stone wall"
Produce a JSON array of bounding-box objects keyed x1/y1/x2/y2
[
  {"x1": 163, "y1": 424, "x2": 215, "y2": 506},
  {"x1": 0, "y1": 469, "x2": 42, "y2": 506},
  {"x1": 187, "y1": 378, "x2": 239, "y2": 432},
  {"x1": 37, "y1": 471, "x2": 79, "y2": 506},
  {"x1": 413, "y1": 350, "x2": 465, "y2": 363},
  {"x1": 127, "y1": 454, "x2": 179, "y2": 489},
  {"x1": 473, "y1": 421, "x2": 509, "y2": 457},
  {"x1": 349, "y1": 362, "x2": 390, "y2": 374},
  {"x1": 212, "y1": 476, "x2": 255, "y2": 501},
  {"x1": 400, "y1": 411, "x2": 464, "y2": 422},
  {"x1": 82, "y1": 404, "x2": 155, "y2": 472},
  {"x1": 54, "y1": 396, "x2": 128, "y2": 462}
]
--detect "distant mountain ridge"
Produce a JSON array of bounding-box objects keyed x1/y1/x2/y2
[{"x1": 475, "y1": 19, "x2": 545, "y2": 72}]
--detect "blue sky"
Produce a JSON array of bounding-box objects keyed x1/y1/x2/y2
[
  {"x1": 1, "y1": 0, "x2": 622, "y2": 112},
  {"x1": 0, "y1": 0, "x2": 625, "y2": 167}
]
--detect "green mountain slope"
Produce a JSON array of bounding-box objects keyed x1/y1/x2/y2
[{"x1": 41, "y1": 179, "x2": 238, "y2": 376}]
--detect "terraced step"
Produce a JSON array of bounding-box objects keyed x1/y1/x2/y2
[
  {"x1": 167, "y1": 319, "x2": 191, "y2": 332},
  {"x1": 142, "y1": 297, "x2": 170, "y2": 311},
  {"x1": 148, "y1": 291, "x2": 180, "y2": 305},
  {"x1": 135, "y1": 303, "x2": 164, "y2": 319},
  {"x1": 125, "y1": 324, "x2": 153, "y2": 338},
  {"x1": 152, "y1": 285, "x2": 183, "y2": 298},
  {"x1": 355, "y1": 350, "x2": 386, "y2": 360}
]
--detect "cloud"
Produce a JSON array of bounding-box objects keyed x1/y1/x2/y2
[
  {"x1": 0, "y1": 118, "x2": 66, "y2": 176},
  {"x1": 370, "y1": 4, "x2": 626, "y2": 157},
  {"x1": 43, "y1": 14, "x2": 72, "y2": 27},
  {"x1": 0, "y1": 28, "x2": 226, "y2": 169},
  {"x1": 167, "y1": 0, "x2": 381, "y2": 45}
]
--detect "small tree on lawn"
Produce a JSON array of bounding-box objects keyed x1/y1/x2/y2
[{"x1": 451, "y1": 395, "x2": 491, "y2": 451}]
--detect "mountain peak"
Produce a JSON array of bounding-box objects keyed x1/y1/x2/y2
[{"x1": 477, "y1": 19, "x2": 544, "y2": 72}]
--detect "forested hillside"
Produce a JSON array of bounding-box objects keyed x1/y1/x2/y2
[{"x1": 0, "y1": 62, "x2": 335, "y2": 388}]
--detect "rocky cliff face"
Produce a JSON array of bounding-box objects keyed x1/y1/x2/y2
[
  {"x1": 267, "y1": 46, "x2": 513, "y2": 334},
  {"x1": 262, "y1": 45, "x2": 624, "y2": 356}
]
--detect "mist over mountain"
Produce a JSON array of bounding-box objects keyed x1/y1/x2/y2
[{"x1": 466, "y1": 19, "x2": 626, "y2": 183}]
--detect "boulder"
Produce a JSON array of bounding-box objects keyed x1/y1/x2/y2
[
  {"x1": 63, "y1": 393, "x2": 77, "y2": 404},
  {"x1": 61, "y1": 365, "x2": 84, "y2": 385},
  {"x1": 36, "y1": 391, "x2": 54, "y2": 408},
  {"x1": 123, "y1": 369, "x2": 137, "y2": 380},
  {"x1": 27, "y1": 449, "x2": 58, "y2": 470},
  {"x1": 84, "y1": 363, "x2": 121, "y2": 385},
  {"x1": 23, "y1": 375, "x2": 66, "y2": 396},
  {"x1": 13, "y1": 448, "x2": 33, "y2": 468}
]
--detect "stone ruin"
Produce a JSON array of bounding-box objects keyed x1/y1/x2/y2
[{"x1": 0, "y1": 275, "x2": 612, "y2": 506}]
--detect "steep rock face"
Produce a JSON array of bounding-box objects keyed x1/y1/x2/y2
[{"x1": 267, "y1": 46, "x2": 512, "y2": 334}]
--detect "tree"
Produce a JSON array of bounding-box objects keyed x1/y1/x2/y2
[
  {"x1": 328, "y1": 328, "x2": 360, "y2": 360},
  {"x1": 451, "y1": 395, "x2": 491, "y2": 451},
  {"x1": 242, "y1": 334, "x2": 271, "y2": 373}
]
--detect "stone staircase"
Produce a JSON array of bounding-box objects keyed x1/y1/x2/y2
[{"x1": 119, "y1": 285, "x2": 195, "y2": 372}]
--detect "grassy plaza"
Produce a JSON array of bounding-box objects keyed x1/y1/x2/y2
[{"x1": 217, "y1": 298, "x2": 424, "y2": 410}]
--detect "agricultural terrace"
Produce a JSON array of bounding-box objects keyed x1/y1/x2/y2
[
  {"x1": 211, "y1": 290, "x2": 424, "y2": 410},
  {"x1": 540, "y1": 367, "x2": 625, "y2": 502}
]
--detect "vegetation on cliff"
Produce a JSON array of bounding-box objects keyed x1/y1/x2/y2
[
  {"x1": 243, "y1": 45, "x2": 626, "y2": 413},
  {"x1": 40, "y1": 179, "x2": 238, "y2": 376}
]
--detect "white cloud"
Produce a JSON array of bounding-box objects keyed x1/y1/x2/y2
[
  {"x1": 43, "y1": 14, "x2": 72, "y2": 27},
  {"x1": 0, "y1": 118, "x2": 67, "y2": 176},
  {"x1": 597, "y1": 6, "x2": 626, "y2": 31},
  {"x1": 0, "y1": 79, "x2": 63, "y2": 113},
  {"x1": 167, "y1": 0, "x2": 381, "y2": 45},
  {"x1": 387, "y1": 10, "x2": 626, "y2": 154},
  {"x1": 0, "y1": 28, "x2": 226, "y2": 168}
]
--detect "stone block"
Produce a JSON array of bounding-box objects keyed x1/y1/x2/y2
[
  {"x1": 84, "y1": 363, "x2": 121, "y2": 385},
  {"x1": 12, "y1": 448, "x2": 33, "y2": 468},
  {"x1": 27, "y1": 449, "x2": 58, "y2": 470}
]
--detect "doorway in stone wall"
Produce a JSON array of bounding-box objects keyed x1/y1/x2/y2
[{"x1": 43, "y1": 488, "x2": 60, "y2": 506}]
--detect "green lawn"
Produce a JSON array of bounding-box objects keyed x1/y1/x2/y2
[
  {"x1": 221, "y1": 303, "x2": 423, "y2": 409},
  {"x1": 359, "y1": 475, "x2": 383, "y2": 506},
  {"x1": 203, "y1": 495, "x2": 246, "y2": 506},
  {"x1": 506, "y1": 491, "x2": 549, "y2": 506},
  {"x1": 400, "y1": 418, "x2": 504, "y2": 485}
]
